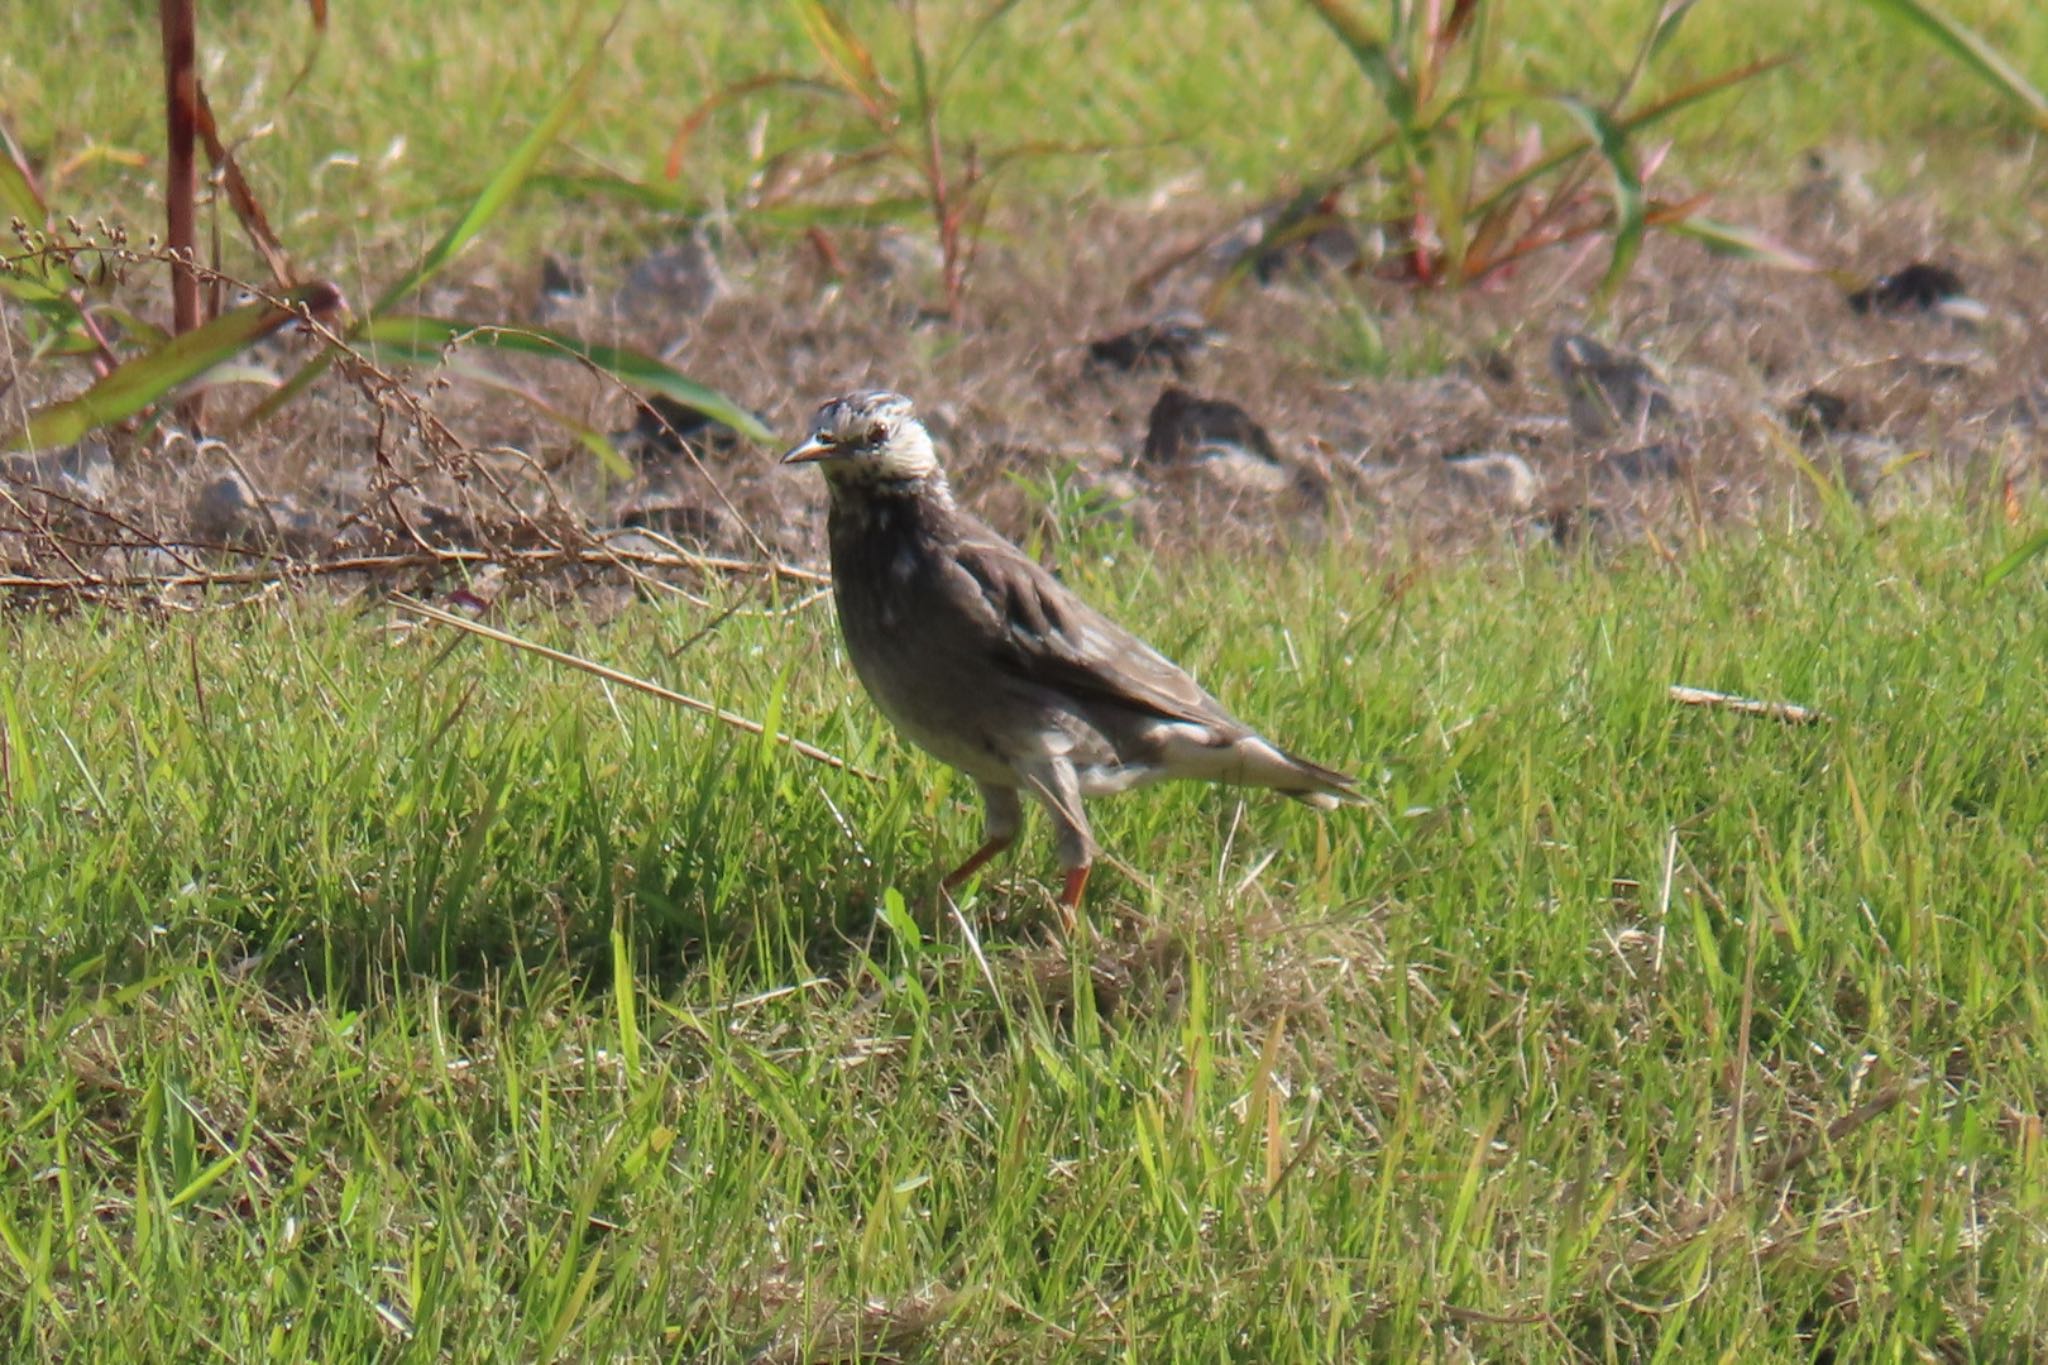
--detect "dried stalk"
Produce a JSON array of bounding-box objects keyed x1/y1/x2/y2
[
  {"x1": 1668, "y1": 685, "x2": 1821, "y2": 725},
  {"x1": 389, "y1": 594, "x2": 875, "y2": 781}
]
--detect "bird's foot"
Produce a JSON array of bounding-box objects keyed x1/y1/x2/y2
[{"x1": 1056, "y1": 865, "x2": 1091, "y2": 937}]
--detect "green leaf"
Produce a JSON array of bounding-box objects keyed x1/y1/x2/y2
[
  {"x1": 1557, "y1": 98, "x2": 1643, "y2": 311},
  {"x1": 2, "y1": 283, "x2": 341, "y2": 452},
  {"x1": 742, "y1": 194, "x2": 929, "y2": 230},
  {"x1": 359, "y1": 315, "x2": 772, "y2": 446},
  {"x1": 0, "y1": 125, "x2": 45, "y2": 225},
  {"x1": 611, "y1": 923, "x2": 641, "y2": 1076},
  {"x1": 879, "y1": 886, "x2": 922, "y2": 952},
  {"x1": 1303, "y1": 0, "x2": 1414, "y2": 125},
  {"x1": 1667, "y1": 218, "x2": 1825, "y2": 273},
  {"x1": 523, "y1": 171, "x2": 692, "y2": 212},
  {"x1": 1984, "y1": 529, "x2": 2048, "y2": 587},
  {"x1": 785, "y1": 0, "x2": 893, "y2": 118},
  {"x1": 1855, "y1": 0, "x2": 2048, "y2": 130}
]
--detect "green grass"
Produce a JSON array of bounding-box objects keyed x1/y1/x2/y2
[
  {"x1": 3, "y1": 512, "x2": 2046, "y2": 1358},
  {"x1": 8, "y1": 0, "x2": 2048, "y2": 275}
]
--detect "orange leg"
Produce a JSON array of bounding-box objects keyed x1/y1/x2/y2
[
  {"x1": 941, "y1": 834, "x2": 1014, "y2": 892},
  {"x1": 944, "y1": 783, "x2": 1023, "y2": 897},
  {"x1": 1056, "y1": 863, "x2": 1091, "y2": 933}
]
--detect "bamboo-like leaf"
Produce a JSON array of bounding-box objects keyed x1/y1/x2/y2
[
  {"x1": 0, "y1": 117, "x2": 45, "y2": 225},
  {"x1": 1558, "y1": 98, "x2": 1643, "y2": 310},
  {"x1": 2, "y1": 283, "x2": 342, "y2": 452},
  {"x1": 1648, "y1": 0, "x2": 1701, "y2": 57},
  {"x1": 238, "y1": 23, "x2": 615, "y2": 430},
  {"x1": 743, "y1": 195, "x2": 930, "y2": 229},
  {"x1": 1667, "y1": 218, "x2": 1827, "y2": 273},
  {"x1": 1303, "y1": 0, "x2": 1414, "y2": 124},
  {"x1": 28, "y1": 328, "x2": 105, "y2": 361},
  {"x1": 189, "y1": 361, "x2": 287, "y2": 392},
  {"x1": 611, "y1": 924, "x2": 641, "y2": 1075},
  {"x1": 787, "y1": 0, "x2": 893, "y2": 120},
  {"x1": 359, "y1": 315, "x2": 772, "y2": 446},
  {"x1": 0, "y1": 271, "x2": 69, "y2": 307},
  {"x1": 1984, "y1": 529, "x2": 2048, "y2": 587},
  {"x1": 97, "y1": 307, "x2": 173, "y2": 351},
  {"x1": 1855, "y1": 0, "x2": 2048, "y2": 130},
  {"x1": 526, "y1": 172, "x2": 693, "y2": 212}
]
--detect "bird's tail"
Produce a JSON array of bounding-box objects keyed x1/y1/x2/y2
[
  {"x1": 1179, "y1": 730, "x2": 1364, "y2": 808},
  {"x1": 1149, "y1": 723, "x2": 1365, "y2": 807},
  {"x1": 1274, "y1": 748, "x2": 1366, "y2": 810}
]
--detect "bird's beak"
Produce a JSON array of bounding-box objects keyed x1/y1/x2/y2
[{"x1": 780, "y1": 434, "x2": 837, "y2": 465}]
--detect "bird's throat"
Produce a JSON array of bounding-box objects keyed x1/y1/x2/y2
[{"x1": 824, "y1": 465, "x2": 954, "y2": 512}]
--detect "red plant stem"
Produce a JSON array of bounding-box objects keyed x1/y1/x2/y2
[
  {"x1": 159, "y1": 0, "x2": 200, "y2": 341},
  {"x1": 923, "y1": 110, "x2": 959, "y2": 316}
]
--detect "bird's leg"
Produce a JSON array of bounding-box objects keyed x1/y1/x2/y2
[
  {"x1": 1024, "y1": 758, "x2": 1095, "y2": 933},
  {"x1": 940, "y1": 783, "x2": 1022, "y2": 893},
  {"x1": 1056, "y1": 865, "x2": 1091, "y2": 934}
]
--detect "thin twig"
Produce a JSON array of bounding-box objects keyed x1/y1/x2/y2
[
  {"x1": 389, "y1": 594, "x2": 877, "y2": 781},
  {"x1": 0, "y1": 544, "x2": 828, "y2": 595},
  {"x1": 1668, "y1": 685, "x2": 1821, "y2": 725}
]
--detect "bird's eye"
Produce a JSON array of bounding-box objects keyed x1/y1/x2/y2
[{"x1": 863, "y1": 423, "x2": 887, "y2": 446}]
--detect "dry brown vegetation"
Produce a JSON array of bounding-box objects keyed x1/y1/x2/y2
[{"x1": 7, "y1": 174, "x2": 2045, "y2": 599}]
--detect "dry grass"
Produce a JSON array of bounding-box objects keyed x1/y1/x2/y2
[{"x1": 12, "y1": 176, "x2": 2044, "y2": 594}]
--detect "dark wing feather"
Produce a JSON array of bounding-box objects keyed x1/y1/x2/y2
[{"x1": 945, "y1": 523, "x2": 1244, "y2": 733}]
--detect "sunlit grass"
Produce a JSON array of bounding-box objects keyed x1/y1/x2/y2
[
  {"x1": 8, "y1": 0, "x2": 2047, "y2": 276},
  {"x1": 3, "y1": 510, "x2": 2045, "y2": 1356}
]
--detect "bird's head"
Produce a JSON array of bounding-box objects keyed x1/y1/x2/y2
[{"x1": 780, "y1": 390, "x2": 942, "y2": 486}]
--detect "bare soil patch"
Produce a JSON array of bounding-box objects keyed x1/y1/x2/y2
[{"x1": 6, "y1": 179, "x2": 2044, "y2": 599}]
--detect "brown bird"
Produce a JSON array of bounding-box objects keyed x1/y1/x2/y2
[{"x1": 782, "y1": 390, "x2": 1360, "y2": 926}]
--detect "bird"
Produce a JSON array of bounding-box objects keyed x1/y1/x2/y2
[{"x1": 781, "y1": 389, "x2": 1361, "y2": 927}]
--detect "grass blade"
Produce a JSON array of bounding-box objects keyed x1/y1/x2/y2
[
  {"x1": 1557, "y1": 98, "x2": 1643, "y2": 310},
  {"x1": 1667, "y1": 217, "x2": 1835, "y2": 276},
  {"x1": 786, "y1": 0, "x2": 893, "y2": 120},
  {"x1": 611, "y1": 923, "x2": 641, "y2": 1076},
  {"x1": 0, "y1": 116, "x2": 46, "y2": 225},
  {"x1": 3, "y1": 283, "x2": 342, "y2": 452},
  {"x1": 238, "y1": 18, "x2": 616, "y2": 430},
  {"x1": 359, "y1": 315, "x2": 772, "y2": 445},
  {"x1": 525, "y1": 172, "x2": 691, "y2": 212},
  {"x1": 1302, "y1": 0, "x2": 1411, "y2": 122},
  {"x1": 1854, "y1": 0, "x2": 2048, "y2": 130},
  {"x1": 371, "y1": 30, "x2": 612, "y2": 316},
  {"x1": 1984, "y1": 529, "x2": 2048, "y2": 587}
]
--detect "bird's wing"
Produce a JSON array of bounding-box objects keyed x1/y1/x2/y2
[{"x1": 945, "y1": 523, "x2": 1243, "y2": 732}]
